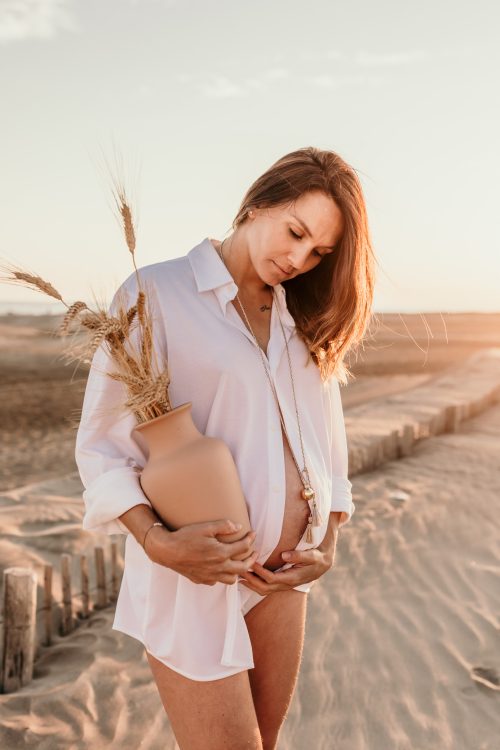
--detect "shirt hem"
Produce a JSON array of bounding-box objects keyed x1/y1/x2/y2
[{"x1": 111, "y1": 622, "x2": 253, "y2": 682}]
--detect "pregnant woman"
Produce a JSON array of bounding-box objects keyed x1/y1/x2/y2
[{"x1": 75, "y1": 146, "x2": 375, "y2": 749}]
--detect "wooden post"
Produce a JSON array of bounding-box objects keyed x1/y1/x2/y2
[
  {"x1": 429, "y1": 412, "x2": 442, "y2": 436},
  {"x1": 80, "y1": 555, "x2": 89, "y2": 619},
  {"x1": 348, "y1": 448, "x2": 361, "y2": 475},
  {"x1": 60, "y1": 554, "x2": 73, "y2": 635},
  {"x1": 1, "y1": 567, "x2": 37, "y2": 693},
  {"x1": 110, "y1": 542, "x2": 119, "y2": 601},
  {"x1": 469, "y1": 399, "x2": 479, "y2": 417},
  {"x1": 375, "y1": 439, "x2": 385, "y2": 468},
  {"x1": 94, "y1": 547, "x2": 107, "y2": 609},
  {"x1": 43, "y1": 564, "x2": 53, "y2": 646},
  {"x1": 459, "y1": 403, "x2": 470, "y2": 421},
  {"x1": 383, "y1": 430, "x2": 399, "y2": 461},
  {"x1": 444, "y1": 404, "x2": 460, "y2": 433},
  {"x1": 398, "y1": 423, "x2": 414, "y2": 457}
]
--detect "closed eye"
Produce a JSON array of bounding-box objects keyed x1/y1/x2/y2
[{"x1": 289, "y1": 228, "x2": 323, "y2": 258}]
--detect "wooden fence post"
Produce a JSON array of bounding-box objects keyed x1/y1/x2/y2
[
  {"x1": 444, "y1": 404, "x2": 460, "y2": 433},
  {"x1": 398, "y1": 423, "x2": 414, "y2": 457},
  {"x1": 1, "y1": 567, "x2": 37, "y2": 694},
  {"x1": 43, "y1": 564, "x2": 53, "y2": 646},
  {"x1": 383, "y1": 429, "x2": 399, "y2": 461},
  {"x1": 80, "y1": 555, "x2": 89, "y2": 619},
  {"x1": 94, "y1": 547, "x2": 107, "y2": 609},
  {"x1": 110, "y1": 542, "x2": 119, "y2": 601},
  {"x1": 60, "y1": 554, "x2": 73, "y2": 635}
]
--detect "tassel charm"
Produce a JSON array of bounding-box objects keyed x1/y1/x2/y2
[
  {"x1": 305, "y1": 516, "x2": 314, "y2": 543},
  {"x1": 311, "y1": 498, "x2": 322, "y2": 527}
]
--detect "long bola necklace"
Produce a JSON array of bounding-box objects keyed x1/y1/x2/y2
[{"x1": 217, "y1": 238, "x2": 322, "y2": 543}]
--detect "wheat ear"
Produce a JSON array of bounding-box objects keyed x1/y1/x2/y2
[
  {"x1": 0, "y1": 265, "x2": 65, "y2": 303},
  {"x1": 59, "y1": 301, "x2": 89, "y2": 336}
]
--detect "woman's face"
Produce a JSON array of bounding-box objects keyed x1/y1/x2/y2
[{"x1": 246, "y1": 190, "x2": 344, "y2": 286}]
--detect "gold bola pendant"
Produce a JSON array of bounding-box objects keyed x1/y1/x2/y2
[{"x1": 301, "y1": 486, "x2": 315, "y2": 501}]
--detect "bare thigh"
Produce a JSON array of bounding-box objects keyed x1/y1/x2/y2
[
  {"x1": 145, "y1": 651, "x2": 263, "y2": 750},
  {"x1": 244, "y1": 588, "x2": 308, "y2": 750}
]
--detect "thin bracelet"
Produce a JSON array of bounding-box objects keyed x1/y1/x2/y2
[{"x1": 141, "y1": 521, "x2": 163, "y2": 550}]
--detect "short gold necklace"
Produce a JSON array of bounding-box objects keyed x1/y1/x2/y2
[{"x1": 217, "y1": 238, "x2": 322, "y2": 542}]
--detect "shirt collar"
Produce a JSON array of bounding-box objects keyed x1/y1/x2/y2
[{"x1": 188, "y1": 237, "x2": 296, "y2": 329}]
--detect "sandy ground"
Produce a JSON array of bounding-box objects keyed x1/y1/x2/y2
[{"x1": 0, "y1": 311, "x2": 499, "y2": 749}]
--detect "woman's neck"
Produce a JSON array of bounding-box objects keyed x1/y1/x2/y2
[{"x1": 211, "y1": 235, "x2": 271, "y2": 297}]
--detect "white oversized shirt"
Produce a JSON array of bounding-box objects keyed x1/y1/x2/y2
[{"x1": 75, "y1": 236, "x2": 354, "y2": 680}]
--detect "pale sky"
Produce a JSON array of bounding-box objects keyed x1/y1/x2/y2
[{"x1": 0, "y1": 0, "x2": 498, "y2": 313}]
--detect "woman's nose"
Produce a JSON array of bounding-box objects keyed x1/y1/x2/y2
[{"x1": 285, "y1": 246, "x2": 310, "y2": 272}]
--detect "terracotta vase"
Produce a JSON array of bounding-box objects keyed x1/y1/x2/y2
[{"x1": 133, "y1": 402, "x2": 252, "y2": 544}]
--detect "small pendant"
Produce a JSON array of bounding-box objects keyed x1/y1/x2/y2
[
  {"x1": 301, "y1": 485, "x2": 315, "y2": 501},
  {"x1": 310, "y1": 498, "x2": 322, "y2": 527},
  {"x1": 305, "y1": 515, "x2": 314, "y2": 543}
]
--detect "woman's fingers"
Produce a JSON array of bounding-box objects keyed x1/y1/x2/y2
[
  {"x1": 250, "y1": 562, "x2": 307, "y2": 589},
  {"x1": 219, "y1": 573, "x2": 240, "y2": 584},
  {"x1": 221, "y1": 530, "x2": 257, "y2": 560},
  {"x1": 226, "y1": 550, "x2": 259, "y2": 575},
  {"x1": 249, "y1": 562, "x2": 278, "y2": 582},
  {"x1": 238, "y1": 568, "x2": 294, "y2": 594},
  {"x1": 238, "y1": 571, "x2": 273, "y2": 593}
]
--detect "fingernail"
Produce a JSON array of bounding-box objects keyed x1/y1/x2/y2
[{"x1": 282, "y1": 552, "x2": 291, "y2": 560}]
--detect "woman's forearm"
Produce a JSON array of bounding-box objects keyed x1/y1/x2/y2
[
  {"x1": 118, "y1": 503, "x2": 166, "y2": 548},
  {"x1": 317, "y1": 511, "x2": 342, "y2": 562}
]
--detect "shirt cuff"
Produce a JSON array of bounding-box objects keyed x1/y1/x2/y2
[
  {"x1": 81, "y1": 466, "x2": 152, "y2": 536},
  {"x1": 330, "y1": 476, "x2": 355, "y2": 527}
]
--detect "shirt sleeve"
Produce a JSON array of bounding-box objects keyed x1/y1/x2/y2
[
  {"x1": 74, "y1": 270, "x2": 166, "y2": 536},
  {"x1": 328, "y1": 375, "x2": 355, "y2": 527}
]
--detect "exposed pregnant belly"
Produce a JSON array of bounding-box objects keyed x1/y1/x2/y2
[{"x1": 262, "y1": 424, "x2": 311, "y2": 571}]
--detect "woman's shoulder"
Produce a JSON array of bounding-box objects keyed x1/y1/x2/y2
[
  {"x1": 138, "y1": 253, "x2": 190, "y2": 281},
  {"x1": 119, "y1": 253, "x2": 193, "y2": 296}
]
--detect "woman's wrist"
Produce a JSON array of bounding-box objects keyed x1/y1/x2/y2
[
  {"x1": 141, "y1": 521, "x2": 163, "y2": 549},
  {"x1": 330, "y1": 511, "x2": 344, "y2": 527},
  {"x1": 119, "y1": 503, "x2": 164, "y2": 548},
  {"x1": 144, "y1": 525, "x2": 175, "y2": 565},
  {"x1": 318, "y1": 512, "x2": 341, "y2": 560}
]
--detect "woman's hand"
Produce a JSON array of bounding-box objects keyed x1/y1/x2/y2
[
  {"x1": 238, "y1": 547, "x2": 333, "y2": 593},
  {"x1": 239, "y1": 511, "x2": 342, "y2": 595},
  {"x1": 145, "y1": 518, "x2": 259, "y2": 586}
]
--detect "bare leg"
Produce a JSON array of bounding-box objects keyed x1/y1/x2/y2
[
  {"x1": 244, "y1": 589, "x2": 308, "y2": 750},
  {"x1": 146, "y1": 651, "x2": 263, "y2": 750}
]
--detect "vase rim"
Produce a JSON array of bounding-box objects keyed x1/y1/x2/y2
[{"x1": 133, "y1": 402, "x2": 192, "y2": 433}]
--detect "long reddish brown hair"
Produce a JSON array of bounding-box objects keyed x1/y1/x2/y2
[{"x1": 230, "y1": 147, "x2": 377, "y2": 384}]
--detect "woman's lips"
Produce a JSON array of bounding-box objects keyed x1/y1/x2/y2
[{"x1": 273, "y1": 260, "x2": 291, "y2": 276}]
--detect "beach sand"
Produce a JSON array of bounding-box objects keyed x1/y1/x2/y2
[{"x1": 0, "y1": 311, "x2": 499, "y2": 749}]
